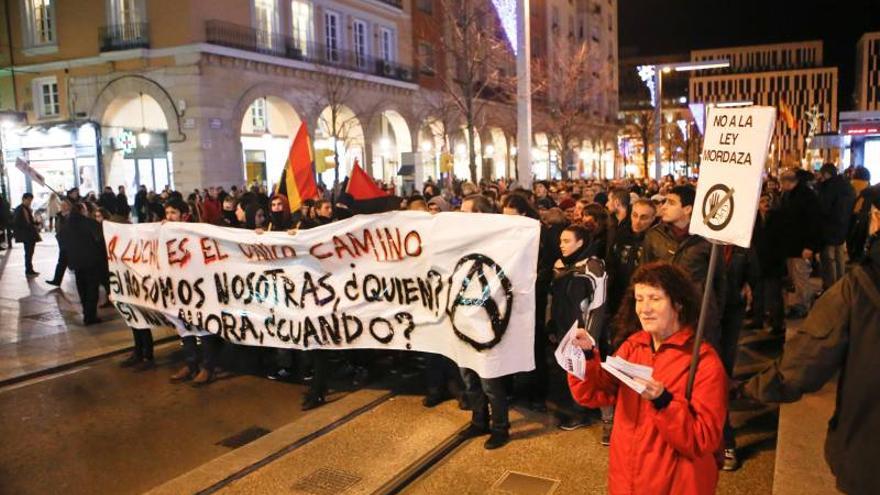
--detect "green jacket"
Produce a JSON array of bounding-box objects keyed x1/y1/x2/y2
[
  {"x1": 746, "y1": 245, "x2": 880, "y2": 495},
  {"x1": 640, "y1": 222, "x2": 726, "y2": 349}
]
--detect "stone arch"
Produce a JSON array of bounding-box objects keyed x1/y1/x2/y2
[
  {"x1": 367, "y1": 108, "x2": 414, "y2": 181},
  {"x1": 90, "y1": 75, "x2": 183, "y2": 142},
  {"x1": 316, "y1": 103, "x2": 366, "y2": 185},
  {"x1": 238, "y1": 93, "x2": 305, "y2": 190}
]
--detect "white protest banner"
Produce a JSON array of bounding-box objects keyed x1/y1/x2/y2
[
  {"x1": 15, "y1": 157, "x2": 47, "y2": 188},
  {"x1": 690, "y1": 106, "x2": 776, "y2": 248},
  {"x1": 103, "y1": 211, "x2": 539, "y2": 378}
]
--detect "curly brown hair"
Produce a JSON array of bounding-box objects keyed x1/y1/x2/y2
[{"x1": 611, "y1": 262, "x2": 701, "y2": 348}]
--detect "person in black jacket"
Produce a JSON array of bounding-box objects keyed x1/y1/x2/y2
[
  {"x1": 0, "y1": 192, "x2": 9, "y2": 250},
  {"x1": 502, "y1": 193, "x2": 553, "y2": 413},
  {"x1": 12, "y1": 192, "x2": 40, "y2": 276},
  {"x1": 551, "y1": 224, "x2": 608, "y2": 433},
  {"x1": 115, "y1": 186, "x2": 131, "y2": 220},
  {"x1": 747, "y1": 194, "x2": 788, "y2": 334},
  {"x1": 98, "y1": 186, "x2": 117, "y2": 215},
  {"x1": 817, "y1": 163, "x2": 856, "y2": 290},
  {"x1": 57, "y1": 200, "x2": 105, "y2": 325},
  {"x1": 745, "y1": 192, "x2": 880, "y2": 495},
  {"x1": 778, "y1": 168, "x2": 823, "y2": 318},
  {"x1": 134, "y1": 185, "x2": 148, "y2": 223}
]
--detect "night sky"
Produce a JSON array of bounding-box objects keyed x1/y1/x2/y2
[{"x1": 619, "y1": 0, "x2": 880, "y2": 110}]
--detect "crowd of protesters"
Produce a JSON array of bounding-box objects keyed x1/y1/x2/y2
[{"x1": 1, "y1": 162, "x2": 878, "y2": 494}]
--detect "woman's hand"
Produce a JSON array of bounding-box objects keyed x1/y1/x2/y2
[
  {"x1": 255, "y1": 228, "x2": 265, "y2": 235},
  {"x1": 572, "y1": 328, "x2": 595, "y2": 350},
  {"x1": 286, "y1": 228, "x2": 299, "y2": 236},
  {"x1": 635, "y1": 377, "x2": 666, "y2": 401}
]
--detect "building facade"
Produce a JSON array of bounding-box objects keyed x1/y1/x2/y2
[
  {"x1": 689, "y1": 41, "x2": 838, "y2": 169},
  {"x1": 855, "y1": 32, "x2": 880, "y2": 112},
  {"x1": 0, "y1": 0, "x2": 619, "y2": 203},
  {"x1": 617, "y1": 52, "x2": 701, "y2": 178}
]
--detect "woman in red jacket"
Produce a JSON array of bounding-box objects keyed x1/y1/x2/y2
[{"x1": 568, "y1": 262, "x2": 728, "y2": 495}]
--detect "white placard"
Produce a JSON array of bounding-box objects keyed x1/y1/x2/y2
[
  {"x1": 690, "y1": 106, "x2": 776, "y2": 248},
  {"x1": 103, "y1": 211, "x2": 539, "y2": 379}
]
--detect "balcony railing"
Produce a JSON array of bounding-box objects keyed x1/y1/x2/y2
[
  {"x1": 205, "y1": 20, "x2": 414, "y2": 83},
  {"x1": 99, "y1": 22, "x2": 150, "y2": 52}
]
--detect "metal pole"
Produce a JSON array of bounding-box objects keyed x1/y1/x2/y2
[
  {"x1": 686, "y1": 241, "x2": 720, "y2": 401},
  {"x1": 653, "y1": 68, "x2": 663, "y2": 180},
  {"x1": 515, "y1": 0, "x2": 532, "y2": 189}
]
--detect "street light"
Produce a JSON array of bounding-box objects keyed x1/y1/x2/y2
[{"x1": 638, "y1": 59, "x2": 730, "y2": 178}]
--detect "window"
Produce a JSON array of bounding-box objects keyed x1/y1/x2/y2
[
  {"x1": 324, "y1": 10, "x2": 340, "y2": 63},
  {"x1": 380, "y1": 27, "x2": 395, "y2": 63},
  {"x1": 33, "y1": 77, "x2": 59, "y2": 118},
  {"x1": 352, "y1": 19, "x2": 368, "y2": 69},
  {"x1": 250, "y1": 98, "x2": 267, "y2": 132},
  {"x1": 253, "y1": 0, "x2": 278, "y2": 50},
  {"x1": 418, "y1": 42, "x2": 435, "y2": 75},
  {"x1": 108, "y1": 0, "x2": 143, "y2": 25},
  {"x1": 416, "y1": 0, "x2": 432, "y2": 14},
  {"x1": 290, "y1": 0, "x2": 312, "y2": 56},
  {"x1": 23, "y1": 0, "x2": 56, "y2": 47}
]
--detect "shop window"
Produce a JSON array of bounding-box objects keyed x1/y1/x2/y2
[
  {"x1": 33, "y1": 77, "x2": 59, "y2": 118},
  {"x1": 22, "y1": 0, "x2": 56, "y2": 48}
]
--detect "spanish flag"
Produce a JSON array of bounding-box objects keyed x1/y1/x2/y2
[
  {"x1": 276, "y1": 122, "x2": 319, "y2": 211},
  {"x1": 778, "y1": 100, "x2": 796, "y2": 131}
]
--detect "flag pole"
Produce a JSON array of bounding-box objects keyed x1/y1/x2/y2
[{"x1": 685, "y1": 240, "x2": 720, "y2": 401}]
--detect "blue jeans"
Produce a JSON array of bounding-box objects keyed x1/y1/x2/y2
[{"x1": 460, "y1": 368, "x2": 509, "y2": 433}]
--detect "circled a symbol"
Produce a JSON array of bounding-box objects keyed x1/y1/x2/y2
[
  {"x1": 445, "y1": 253, "x2": 513, "y2": 351},
  {"x1": 702, "y1": 184, "x2": 735, "y2": 231}
]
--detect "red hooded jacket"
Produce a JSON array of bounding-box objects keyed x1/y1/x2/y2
[
  {"x1": 568, "y1": 328, "x2": 727, "y2": 495},
  {"x1": 201, "y1": 197, "x2": 222, "y2": 225}
]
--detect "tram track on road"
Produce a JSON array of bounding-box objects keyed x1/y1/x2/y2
[
  {"x1": 0, "y1": 335, "x2": 179, "y2": 391},
  {"x1": 375, "y1": 425, "x2": 470, "y2": 495},
  {"x1": 195, "y1": 390, "x2": 398, "y2": 495}
]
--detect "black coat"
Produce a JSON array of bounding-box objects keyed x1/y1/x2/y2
[
  {"x1": 747, "y1": 239, "x2": 880, "y2": 495},
  {"x1": 551, "y1": 249, "x2": 602, "y2": 336},
  {"x1": 605, "y1": 223, "x2": 646, "y2": 316},
  {"x1": 58, "y1": 213, "x2": 105, "y2": 271},
  {"x1": 98, "y1": 192, "x2": 117, "y2": 214},
  {"x1": 12, "y1": 204, "x2": 39, "y2": 243},
  {"x1": 134, "y1": 191, "x2": 148, "y2": 220},
  {"x1": 778, "y1": 182, "x2": 822, "y2": 257},
  {"x1": 0, "y1": 194, "x2": 9, "y2": 228},
  {"x1": 115, "y1": 193, "x2": 131, "y2": 218},
  {"x1": 818, "y1": 175, "x2": 856, "y2": 246}
]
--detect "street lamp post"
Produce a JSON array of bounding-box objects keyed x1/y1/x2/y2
[
  {"x1": 642, "y1": 60, "x2": 730, "y2": 179},
  {"x1": 515, "y1": 0, "x2": 532, "y2": 189}
]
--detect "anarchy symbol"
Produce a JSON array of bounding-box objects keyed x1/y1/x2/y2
[{"x1": 446, "y1": 253, "x2": 514, "y2": 351}]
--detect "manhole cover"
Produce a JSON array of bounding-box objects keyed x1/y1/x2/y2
[
  {"x1": 490, "y1": 470, "x2": 560, "y2": 495},
  {"x1": 292, "y1": 467, "x2": 361, "y2": 495},
  {"x1": 216, "y1": 426, "x2": 271, "y2": 448},
  {"x1": 25, "y1": 311, "x2": 65, "y2": 323}
]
